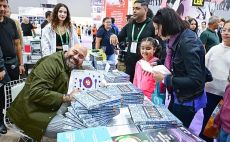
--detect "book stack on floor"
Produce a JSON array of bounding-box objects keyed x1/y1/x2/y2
[
  {"x1": 64, "y1": 90, "x2": 121, "y2": 130},
  {"x1": 128, "y1": 104, "x2": 183, "y2": 131},
  {"x1": 101, "y1": 83, "x2": 144, "y2": 107},
  {"x1": 103, "y1": 71, "x2": 130, "y2": 83}
]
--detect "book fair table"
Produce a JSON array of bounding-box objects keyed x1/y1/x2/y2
[{"x1": 57, "y1": 98, "x2": 205, "y2": 142}]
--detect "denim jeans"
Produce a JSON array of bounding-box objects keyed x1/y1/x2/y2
[
  {"x1": 217, "y1": 127, "x2": 230, "y2": 142},
  {"x1": 106, "y1": 53, "x2": 116, "y2": 62}
]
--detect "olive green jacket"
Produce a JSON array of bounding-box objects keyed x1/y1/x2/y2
[{"x1": 7, "y1": 51, "x2": 71, "y2": 141}]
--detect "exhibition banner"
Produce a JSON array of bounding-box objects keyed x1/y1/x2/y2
[
  {"x1": 106, "y1": 0, "x2": 128, "y2": 29},
  {"x1": 91, "y1": 0, "x2": 106, "y2": 22},
  {"x1": 192, "y1": 0, "x2": 205, "y2": 7}
]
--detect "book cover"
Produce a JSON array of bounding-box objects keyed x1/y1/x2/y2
[
  {"x1": 74, "y1": 90, "x2": 121, "y2": 109},
  {"x1": 112, "y1": 133, "x2": 151, "y2": 142},
  {"x1": 129, "y1": 104, "x2": 182, "y2": 126},
  {"x1": 68, "y1": 70, "x2": 104, "y2": 94},
  {"x1": 146, "y1": 127, "x2": 205, "y2": 142},
  {"x1": 57, "y1": 126, "x2": 113, "y2": 142},
  {"x1": 139, "y1": 60, "x2": 171, "y2": 75}
]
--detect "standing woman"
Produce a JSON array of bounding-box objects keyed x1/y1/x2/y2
[
  {"x1": 41, "y1": 3, "x2": 79, "y2": 57},
  {"x1": 188, "y1": 18, "x2": 199, "y2": 35},
  {"x1": 96, "y1": 17, "x2": 117, "y2": 62},
  {"x1": 152, "y1": 8, "x2": 207, "y2": 128},
  {"x1": 201, "y1": 20, "x2": 230, "y2": 142}
]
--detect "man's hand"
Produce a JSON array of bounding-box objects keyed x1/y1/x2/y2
[
  {"x1": 110, "y1": 34, "x2": 119, "y2": 46},
  {"x1": 19, "y1": 65, "x2": 25, "y2": 74},
  {"x1": 0, "y1": 70, "x2": 6, "y2": 81},
  {"x1": 63, "y1": 88, "x2": 81, "y2": 103}
]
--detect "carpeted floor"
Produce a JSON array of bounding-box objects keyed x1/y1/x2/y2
[{"x1": 0, "y1": 129, "x2": 21, "y2": 142}]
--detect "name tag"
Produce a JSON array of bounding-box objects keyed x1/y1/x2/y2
[
  {"x1": 130, "y1": 42, "x2": 137, "y2": 53},
  {"x1": 62, "y1": 44, "x2": 69, "y2": 52}
]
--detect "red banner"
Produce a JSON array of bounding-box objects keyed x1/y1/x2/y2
[{"x1": 105, "y1": 0, "x2": 128, "y2": 30}]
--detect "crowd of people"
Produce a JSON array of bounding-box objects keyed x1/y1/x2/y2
[{"x1": 0, "y1": 0, "x2": 230, "y2": 141}]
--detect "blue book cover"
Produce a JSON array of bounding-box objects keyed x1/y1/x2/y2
[{"x1": 57, "y1": 126, "x2": 113, "y2": 142}]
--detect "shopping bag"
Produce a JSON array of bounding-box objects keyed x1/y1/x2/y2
[
  {"x1": 203, "y1": 99, "x2": 223, "y2": 138},
  {"x1": 152, "y1": 82, "x2": 165, "y2": 105}
]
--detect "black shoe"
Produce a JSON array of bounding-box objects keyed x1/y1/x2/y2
[{"x1": 0, "y1": 122, "x2": 7, "y2": 134}]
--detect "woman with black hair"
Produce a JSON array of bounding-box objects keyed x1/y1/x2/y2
[
  {"x1": 152, "y1": 7, "x2": 207, "y2": 128},
  {"x1": 188, "y1": 18, "x2": 199, "y2": 35}
]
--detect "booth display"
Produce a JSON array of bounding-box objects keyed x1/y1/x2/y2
[
  {"x1": 22, "y1": 36, "x2": 42, "y2": 74},
  {"x1": 54, "y1": 61, "x2": 206, "y2": 142}
]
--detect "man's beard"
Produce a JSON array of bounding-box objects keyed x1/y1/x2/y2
[{"x1": 65, "y1": 55, "x2": 80, "y2": 70}]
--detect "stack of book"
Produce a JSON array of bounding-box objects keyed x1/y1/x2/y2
[
  {"x1": 90, "y1": 51, "x2": 103, "y2": 62},
  {"x1": 101, "y1": 83, "x2": 144, "y2": 107},
  {"x1": 82, "y1": 61, "x2": 95, "y2": 70},
  {"x1": 128, "y1": 104, "x2": 183, "y2": 131},
  {"x1": 112, "y1": 127, "x2": 205, "y2": 142},
  {"x1": 94, "y1": 60, "x2": 116, "y2": 71},
  {"x1": 64, "y1": 90, "x2": 121, "y2": 129},
  {"x1": 103, "y1": 71, "x2": 130, "y2": 83}
]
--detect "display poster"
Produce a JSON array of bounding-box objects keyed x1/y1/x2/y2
[
  {"x1": 141, "y1": 0, "x2": 228, "y2": 21},
  {"x1": 147, "y1": 0, "x2": 221, "y2": 21},
  {"x1": 105, "y1": 0, "x2": 129, "y2": 29},
  {"x1": 192, "y1": 0, "x2": 205, "y2": 6},
  {"x1": 91, "y1": 0, "x2": 106, "y2": 23},
  {"x1": 67, "y1": 70, "x2": 104, "y2": 94}
]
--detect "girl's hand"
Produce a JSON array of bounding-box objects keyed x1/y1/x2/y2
[
  {"x1": 142, "y1": 61, "x2": 158, "y2": 76},
  {"x1": 153, "y1": 71, "x2": 164, "y2": 82}
]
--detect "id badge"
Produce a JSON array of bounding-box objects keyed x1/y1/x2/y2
[
  {"x1": 62, "y1": 44, "x2": 69, "y2": 51},
  {"x1": 130, "y1": 42, "x2": 137, "y2": 53}
]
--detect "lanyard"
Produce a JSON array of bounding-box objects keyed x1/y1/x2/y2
[
  {"x1": 132, "y1": 23, "x2": 147, "y2": 42},
  {"x1": 58, "y1": 27, "x2": 69, "y2": 45}
]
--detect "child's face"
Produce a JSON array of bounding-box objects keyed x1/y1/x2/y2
[{"x1": 140, "y1": 41, "x2": 155, "y2": 61}]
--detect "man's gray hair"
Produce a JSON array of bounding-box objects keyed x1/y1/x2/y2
[{"x1": 208, "y1": 16, "x2": 220, "y2": 24}]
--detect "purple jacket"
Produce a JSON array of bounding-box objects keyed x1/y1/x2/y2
[{"x1": 215, "y1": 83, "x2": 230, "y2": 133}]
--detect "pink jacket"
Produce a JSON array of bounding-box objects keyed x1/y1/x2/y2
[
  {"x1": 215, "y1": 83, "x2": 230, "y2": 133},
  {"x1": 133, "y1": 57, "x2": 158, "y2": 100}
]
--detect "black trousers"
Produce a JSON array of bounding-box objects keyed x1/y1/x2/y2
[
  {"x1": 168, "y1": 101, "x2": 196, "y2": 128},
  {"x1": 125, "y1": 63, "x2": 135, "y2": 83},
  {"x1": 0, "y1": 65, "x2": 19, "y2": 122}
]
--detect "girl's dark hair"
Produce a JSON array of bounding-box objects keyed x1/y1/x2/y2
[
  {"x1": 153, "y1": 7, "x2": 189, "y2": 37},
  {"x1": 98, "y1": 17, "x2": 111, "y2": 30},
  {"x1": 51, "y1": 3, "x2": 71, "y2": 30},
  {"x1": 188, "y1": 18, "x2": 198, "y2": 34},
  {"x1": 141, "y1": 37, "x2": 162, "y2": 58}
]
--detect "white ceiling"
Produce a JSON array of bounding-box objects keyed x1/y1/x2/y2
[{"x1": 9, "y1": 0, "x2": 91, "y2": 17}]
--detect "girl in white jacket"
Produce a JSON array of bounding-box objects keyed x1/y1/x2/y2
[{"x1": 41, "y1": 3, "x2": 79, "y2": 57}]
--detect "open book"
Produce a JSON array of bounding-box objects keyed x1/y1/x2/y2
[{"x1": 139, "y1": 60, "x2": 171, "y2": 76}]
